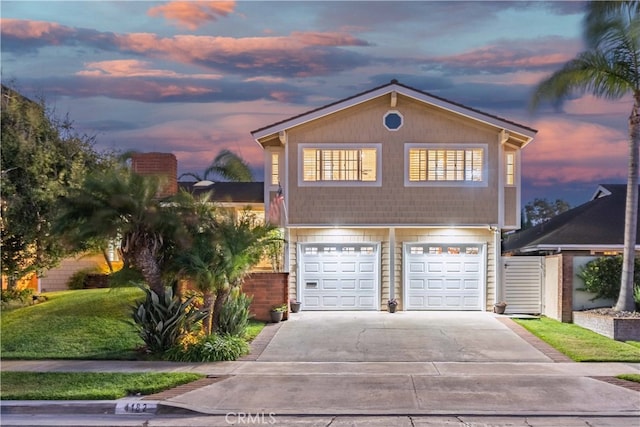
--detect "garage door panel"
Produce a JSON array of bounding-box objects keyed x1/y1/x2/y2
[
  {"x1": 342, "y1": 262, "x2": 356, "y2": 273},
  {"x1": 405, "y1": 243, "x2": 484, "y2": 311},
  {"x1": 359, "y1": 262, "x2": 374, "y2": 273},
  {"x1": 323, "y1": 279, "x2": 338, "y2": 289},
  {"x1": 305, "y1": 262, "x2": 320, "y2": 273},
  {"x1": 359, "y1": 279, "x2": 374, "y2": 290},
  {"x1": 410, "y1": 279, "x2": 425, "y2": 290},
  {"x1": 322, "y1": 262, "x2": 339, "y2": 273},
  {"x1": 427, "y1": 279, "x2": 443, "y2": 290},
  {"x1": 342, "y1": 279, "x2": 356, "y2": 290}
]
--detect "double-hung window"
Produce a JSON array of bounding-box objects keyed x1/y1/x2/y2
[
  {"x1": 299, "y1": 144, "x2": 381, "y2": 186},
  {"x1": 405, "y1": 143, "x2": 487, "y2": 186}
]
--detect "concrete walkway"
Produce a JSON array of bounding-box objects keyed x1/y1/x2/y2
[{"x1": 2, "y1": 312, "x2": 640, "y2": 425}]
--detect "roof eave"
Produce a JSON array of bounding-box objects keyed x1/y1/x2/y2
[{"x1": 251, "y1": 82, "x2": 537, "y2": 144}]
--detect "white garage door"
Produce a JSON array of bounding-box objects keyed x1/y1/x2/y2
[
  {"x1": 404, "y1": 243, "x2": 485, "y2": 310},
  {"x1": 298, "y1": 243, "x2": 379, "y2": 310}
]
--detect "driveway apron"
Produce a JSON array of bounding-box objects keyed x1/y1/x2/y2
[{"x1": 256, "y1": 311, "x2": 552, "y2": 362}]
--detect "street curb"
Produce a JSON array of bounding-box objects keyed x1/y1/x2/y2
[
  {"x1": 2, "y1": 401, "x2": 640, "y2": 418},
  {"x1": 0, "y1": 400, "x2": 200, "y2": 416}
]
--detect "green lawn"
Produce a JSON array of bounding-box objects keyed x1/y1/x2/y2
[
  {"x1": 617, "y1": 374, "x2": 640, "y2": 383},
  {"x1": 514, "y1": 317, "x2": 640, "y2": 362},
  {"x1": 1, "y1": 288, "x2": 145, "y2": 360},
  {"x1": 1, "y1": 288, "x2": 266, "y2": 400},
  {"x1": 0, "y1": 371, "x2": 203, "y2": 400}
]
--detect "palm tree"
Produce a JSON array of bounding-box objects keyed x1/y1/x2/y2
[
  {"x1": 55, "y1": 167, "x2": 190, "y2": 297},
  {"x1": 179, "y1": 149, "x2": 254, "y2": 182},
  {"x1": 211, "y1": 210, "x2": 275, "y2": 331},
  {"x1": 531, "y1": 1, "x2": 640, "y2": 312}
]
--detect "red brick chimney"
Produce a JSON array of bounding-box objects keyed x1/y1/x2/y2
[{"x1": 130, "y1": 152, "x2": 178, "y2": 197}]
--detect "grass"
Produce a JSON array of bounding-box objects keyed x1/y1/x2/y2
[
  {"x1": 1, "y1": 288, "x2": 145, "y2": 360},
  {"x1": 0, "y1": 372, "x2": 203, "y2": 400},
  {"x1": 617, "y1": 374, "x2": 640, "y2": 383},
  {"x1": 245, "y1": 319, "x2": 266, "y2": 341},
  {"x1": 514, "y1": 317, "x2": 640, "y2": 362},
  {"x1": 1, "y1": 289, "x2": 267, "y2": 399}
]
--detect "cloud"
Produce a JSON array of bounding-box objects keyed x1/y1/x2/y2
[
  {"x1": 523, "y1": 117, "x2": 627, "y2": 187},
  {"x1": 424, "y1": 36, "x2": 581, "y2": 75},
  {"x1": 1, "y1": 19, "x2": 372, "y2": 78},
  {"x1": 77, "y1": 59, "x2": 222, "y2": 79},
  {"x1": 147, "y1": 1, "x2": 236, "y2": 30}
]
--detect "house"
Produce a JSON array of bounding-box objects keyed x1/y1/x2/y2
[
  {"x1": 252, "y1": 80, "x2": 537, "y2": 311},
  {"x1": 503, "y1": 184, "x2": 639, "y2": 321}
]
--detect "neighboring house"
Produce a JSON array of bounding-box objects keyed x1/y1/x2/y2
[
  {"x1": 503, "y1": 184, "x2": 639, "y2": 321},
  {"x1": 39, "y1": 154, "x2": 269, "y2": 292},
  {"x1": 252, "y1": 80, "x2": 537, "y2": 311}
]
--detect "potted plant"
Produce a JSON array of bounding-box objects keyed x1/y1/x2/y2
[
  {"x1": 270, "y1": 304, "x2": 287, "y2": 323},
  {"x1": 290, "y1": 299, "x2": 301, "y2": 313},
  {"x1": 494, "y1": 301, "x2": 507, "y2": 314},
  {"x1": 387, "y1": 298, "x2": 398, "y2": 313}
]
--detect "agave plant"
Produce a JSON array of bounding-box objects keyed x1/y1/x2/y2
[{"x1": 132, "y1": 285, "x2": 206, "y2": 354}]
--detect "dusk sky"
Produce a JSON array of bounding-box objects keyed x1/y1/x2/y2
[{"x1": 1, "y1": 1, "x2": 630, "y2": 207}]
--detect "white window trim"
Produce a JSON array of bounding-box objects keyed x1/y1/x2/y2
[
  {"x1": 383, "y1": 110, "x2": 404, "y2": 131},
  {"x1": 404, "y1": 143, "x2": 488, "y2": 187},
  {"x1": 505, "y1": 151, "x2": 516, "y2": 187},
  {"x1": 298, "y1": 143, "x2": 382, "y2": 187}
]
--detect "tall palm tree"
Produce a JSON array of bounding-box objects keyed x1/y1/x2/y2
[
  {"x1": 55, "y1": 167, "x2": 190, "y2": 297},
  {"x1": 531, "y1": 1, "x2": 640, "y2": 312},
  {"x1": 179, "y1": 149, "x2": 254, "y2": 182}
]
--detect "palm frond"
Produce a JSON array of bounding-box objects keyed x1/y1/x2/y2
[{"x1": 204, "y1": 149, "x2": 253, "y2": 182}]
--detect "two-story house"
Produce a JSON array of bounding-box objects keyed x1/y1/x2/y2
[{"x1": 252, "y1": 80, "x2": 537, "y2": 312}]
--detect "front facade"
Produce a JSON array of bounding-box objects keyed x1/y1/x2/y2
[{"x1": 253, "y1": 81, "x2": 536, "y2": 311}]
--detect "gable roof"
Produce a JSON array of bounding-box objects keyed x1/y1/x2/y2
[
  {"x1": 502, "y1": 184, "x2": 639, "y2": 254},
  {"x1": 251, "y1": 79, "x2": 537, "y2": 147},
  {"x1": 178, "y1": 181, "x2": 264, "y2": 204}
]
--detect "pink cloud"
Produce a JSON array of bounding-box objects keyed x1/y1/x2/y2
[
  {"x1": 147, "y1": 1, "x2": 236, "y2": 30},
  {"x1": 0, "y1": 18, "x2": 71, "y2": 39},
  {"x1": 77, "y1": 59, "x2": 222, "y2": 80},
  {"x1": 523, "y1": 117, "x2": 627, "y2": 186}
]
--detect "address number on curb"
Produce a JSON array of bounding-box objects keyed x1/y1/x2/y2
[{"x1": 115, "y1": 402, "x2": 158, "y2": 415}]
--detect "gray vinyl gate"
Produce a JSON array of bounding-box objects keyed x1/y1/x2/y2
[{"x1": 501, "y1": 257, "x2": 543, "y2": 314}]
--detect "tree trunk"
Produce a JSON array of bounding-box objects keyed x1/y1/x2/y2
[
  {"x1": 211, "y1": 287, "x2": 231, "y2": 333},
  {"x1": 616, "y1": 91, "x2": 640, "y2": 312},
  {"x1": 202, "y1": 289, "x2": 214, "y2": 335},
  {"x1": 134, "y1": 245, "x2": 164, "y2": 297}
]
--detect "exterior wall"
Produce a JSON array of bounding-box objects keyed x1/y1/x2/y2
[
  {"x1": 543, "y1": 255, "x2": 561, "y2": 321},
  {"x1": 504, "y1": 187, "x2": 517, "y2": 228},
  {"x1": 39, "y1": 254, "x2": 107, "y2": 293},
  {"x1": 288, "y1": 227, "x2": 495, "y2": 311},
  {"x1": 286, "y1": 94, "x2": 502, "y2": 226},
  {"x1": 242, "y1": 272, "x2": 289, "y2": 322}
]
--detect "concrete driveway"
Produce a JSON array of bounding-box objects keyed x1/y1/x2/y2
[{"x1": 257, "y1": 311, "x2": 551, "y2": 362}]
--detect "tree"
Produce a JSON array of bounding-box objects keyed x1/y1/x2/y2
[
  {"x1": 179, "y1": 149, "x2": 254, "y2": 182},
  {"x1": 54, "y1": 167, "x2": 191, "y2": 297},
  {"x1": 1, "y1": 85, "x2": 112, "y2": 287},
  {"x1": 530, "y1": 1, "x2": 640, "y2": 312},
  {"x1": 523, "y1": 198, "x2": 571, "y2": 229}
]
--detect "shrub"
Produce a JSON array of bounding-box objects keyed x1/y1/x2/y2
[
  {"x1": 66, "y1": 268, "x2": 97, "y2": 290},
  {"x1": 132, "y1": 286, "x2": 207, "y2": 354},
  {"x1": 578, "y1": 256, "x2": 640, "y2": 301},
  {"x1": 218, "y1": 290, "x2": 253, "y2": 337},
  {"x1": 164, "y1": 333, "x2": 249, "y2": 362},
  {"x1": 635, "y1": 286, "x2": 640, "y2": 310},
  {"x1": 0, "y1": 287, "x2": 42, "y2": 310}
]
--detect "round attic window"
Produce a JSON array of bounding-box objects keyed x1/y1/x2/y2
[{"x1": 384, "y1": 111, "x2": 403, "y2": 131}]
